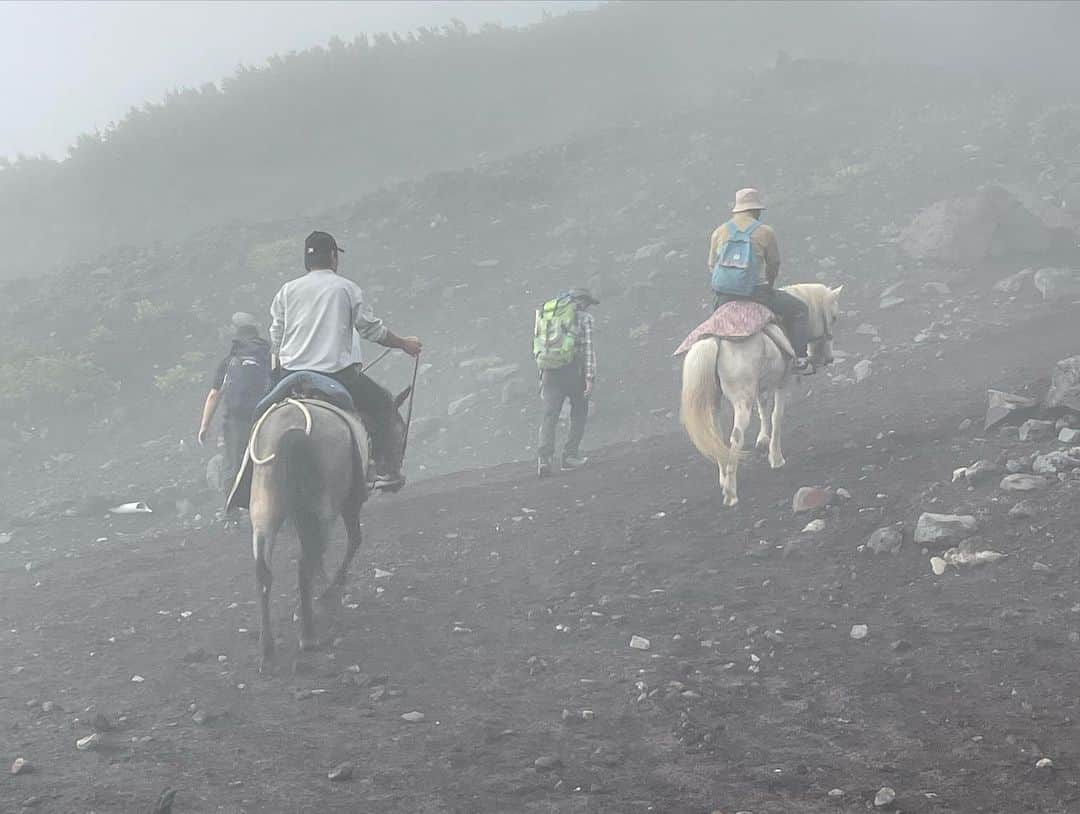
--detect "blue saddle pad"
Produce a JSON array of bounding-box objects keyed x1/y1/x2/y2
[{"x1": 254, "y1": 371, "x2": 355, "y2": 420}]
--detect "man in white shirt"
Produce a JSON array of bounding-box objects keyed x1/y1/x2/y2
[{"x1": 269, "y1": 230, "x2": 422, "y2": 489}]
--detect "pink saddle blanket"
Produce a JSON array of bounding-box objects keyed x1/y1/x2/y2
[{"x1": 673, "y1": 300, "x2": 777, "y2": 356}]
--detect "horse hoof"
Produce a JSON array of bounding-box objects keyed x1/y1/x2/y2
[
  {"x1": 755, "y1": 437, "x2": 770, "y2": 451},
  {"x1": 770, "y1": 456, "x2": 786, "y2": 469},
  {"x1": 299, "y1": 637, "x2": 319, "y2": 653}
]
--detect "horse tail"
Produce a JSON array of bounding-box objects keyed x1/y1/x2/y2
[
  {"x1": 278, "y1": 428, "x2": 327, "y2": 565},
  {"x1": 680, "y1": 338, "x2": 731, "y2": 468}
]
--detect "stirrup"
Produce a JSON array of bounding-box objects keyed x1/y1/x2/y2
[{"x1": 372, "y1": 473, "x2": 406, "y2": 493}]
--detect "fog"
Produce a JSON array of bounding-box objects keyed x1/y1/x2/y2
[
  {"x1": 3, "y1": 3, "x2": 1080, "y2": 812},
  {"x1": 0, "y1": 0, "x2": 599, "y2": 159}
]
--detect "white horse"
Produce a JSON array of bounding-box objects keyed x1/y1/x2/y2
[{"x1": 680, "y1": 284, "x2": 842, "y2": 507}]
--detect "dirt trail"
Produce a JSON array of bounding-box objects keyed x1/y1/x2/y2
[{"x1": 3, "y1": 305, "x2": 1080, "y2": 814}]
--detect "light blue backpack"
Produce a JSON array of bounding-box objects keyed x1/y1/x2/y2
[{"x1": 711, "y1": 219, "x2": 761, "y2": 296}]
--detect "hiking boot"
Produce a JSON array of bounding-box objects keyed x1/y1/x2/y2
[
  {"x1": 561, "y1": 454, "x2": 589, "y2": 471},
  {"x1": 538, "y1": 456, "x2": 552, "y2": 478},
  {"x1": 373, "y1": 472, "x2": 406, "y2": 493},
  {"x1": 793, "y1": 357, "x2": 815, "y2": 375}
]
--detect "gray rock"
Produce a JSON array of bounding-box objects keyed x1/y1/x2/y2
[
  {"x1": 476, "y1": 363, "x2": 521, "y2": 385},
  {"x1": 993, "y1": 269, "x2": 1034, "y2": 294},
  {"x1": 1000, "y1": 473, "x2": 1051, "y2": 492},
  {"x1": 1046, "y1": 356, "x2": 1080, "y2": 413},
  {"x1": 534, "y1": 755, "x2": 563, "y2": 771},
  {"x1": 874, "y1": 786, "x2": 897, "y2": 808},
  {"x1": 984, "y1": 390, "x2": 1037, "y2": 431},
  {"x1": 447, "y1": 393, "x2": 479, "y2": 417},
  {"x1": 633, "y1": 243, "x2": 665, "y2": 262},
  {"x1": 1018, "y1": 419, "x2": 1056, "y2": 442},
  {"x1": 205, "y1": 454, "x2": 225, "y2": 492},
  {"x1": 1033, "y1": 449, "x2": 1080, "y2": 475},
  {"x1": 1034, "y1": 268, "x2": 1080, "y2": 300},
  {"x1": 914, "y1": 513, "x2": 978, "y2": 546},
  {"x1": 1008, "y1": 500, "x2": 1036, "y2": 518},
  {"x1": 327, "y1": 762, "x2": 353, "y2": 782},
  {"x1": 963, "y1": 459, "x2": 1001, "y2": 486},
  {"x1": 10, "y1": 757, "x2": 31, "y2": 775},
  {"x1": 879, "y1": 295, "x2": 905, "y2": 310},
  {"x1": 922, "y1": 281, "x2": 951, "y2": 296},
  {"x1": 866, "y1": 526, "x2": 904, "y2": 555},
  {"x1": 1061, "y1": 428, "x2": 1080, "y2": 444},
  {"x1": 853, "y1": 359, "x2": 872, "y2": 382}
]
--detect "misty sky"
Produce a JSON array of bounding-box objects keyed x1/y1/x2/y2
[{"x1": 0, "y1": 0, "x2": 600, "y2": 161}]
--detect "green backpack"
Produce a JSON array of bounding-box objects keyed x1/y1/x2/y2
[{"x1": 533, "y1": 296, "x2": 578, "y2": 370}]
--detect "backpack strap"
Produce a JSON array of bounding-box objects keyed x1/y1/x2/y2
[{"x1": 743, "y1": 219, "x2": 762, "y2": 236}]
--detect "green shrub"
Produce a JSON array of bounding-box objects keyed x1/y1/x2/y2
[{"x1": 0, "y1": 353, "x2": 115, "y2": 417}]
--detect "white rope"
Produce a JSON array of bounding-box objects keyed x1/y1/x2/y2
[{"x1": 248, "y1": 398, "x2": 313, "y2": 465}]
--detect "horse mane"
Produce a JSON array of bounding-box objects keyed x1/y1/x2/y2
[{"x1": 781, "y1": 283, "x2": 835, "y2": 337}]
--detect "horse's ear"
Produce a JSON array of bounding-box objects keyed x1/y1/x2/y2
[
  {"x1": 393, "y1": 386, "x2": 413, "y2": 410},
  {"x1": 830, "y1": 285, "x2": 844, "y2": 299}
]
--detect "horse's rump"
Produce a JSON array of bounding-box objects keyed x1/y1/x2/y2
[
  {"x1": 673, "y1": 300, "x2": 777, "y2": 356},
  {"x1": 226, "y1": 399, "x2": 370, "y2": 512}
]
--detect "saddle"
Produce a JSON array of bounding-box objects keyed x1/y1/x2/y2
[
  {"x1": 254, "y1": 371, "x2": 355, "y2": 420},
  {"x1": 673, "y1": 300, "x2": 794, "y2": 357}
]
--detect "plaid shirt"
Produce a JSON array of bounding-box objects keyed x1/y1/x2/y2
[{"x1": 578, "y1": 310, "x2": 596, "y2": 381}]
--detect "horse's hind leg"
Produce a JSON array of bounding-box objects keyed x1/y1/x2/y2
[
  {"x1": 755, "y1": 395, "x2": 772, "y2": 451},
  {"x1": 297, "y1": 522, "x2": 329, "y2": 652},
  {"x1": 253, "y1": 528, "x2": 275, "y2": 673},
  {"x1": 769, "y1": 389, "x2": 786, "y2": 469},
  {"x1": 725, "y1": 397, "x2": 753, "y2": 507},
  {"x1": 320, "y1": 512, "x2": 363, "y2": 607}
]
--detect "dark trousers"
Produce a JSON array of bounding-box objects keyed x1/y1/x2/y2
[
  {"x1": 223, "y1": 412, "x2": 253, "y2": 491},
  {"x1": 538, "y1": 365, "x2": 587, "y2": 460},
  {"x1": 715, "y1": 284, "x2": 810, "y2": 357},
  {"x1": 278, "y1": 364, "x2": 399, "y2": 475}
]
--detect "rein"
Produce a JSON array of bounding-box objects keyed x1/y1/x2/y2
[
  {"x1": 361, "y1": 347, "x2": 394, "y2": 373},
  {"x1": 400, "y1": 353, "x2": 421, "y2": 461}
]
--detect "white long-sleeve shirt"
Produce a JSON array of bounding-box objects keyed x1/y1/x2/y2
[{"x1": 269, "y1": 269, "x2": 388, "y2": 373}]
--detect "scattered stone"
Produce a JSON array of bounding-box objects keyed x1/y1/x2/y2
[
  {"x1": 1060, "y1": 428, "x2": 1080, "y2": 444},
  {"x1": 1008, "y1": 500, "x2": 1036, "y2": 518},
  {"x1": 802, "y1": 519, "x2": 826, "y2": 533},
  {"x1": 447, "y1": 393, "x2": 479, "y2": 417},
  {"x1": 853, "y1": 359, "x2": 872, "y2": 382},
  {"x1": 534, "y1": 755, "x2": 563, "y2": 771},
  {"x1": 866, "y1": 526, "x2": 904, "y2": 555},
  {"x1": 953, "y1": 459, "x2": 1000, "y2": 486},
  {"x1": 1018, "y1": 419, "x2": 1056, "y2": 442},
  {"x1": 891, "y1": 639, "x2": 913, "y2": 653},
  {"x1": 1046, "y1": 356, "x2": 1080, "y2": 413},
  {"x1": 922, "y1": 281, "x2": 951, "y2": 296},
  {"x1": 879, "y1": 295, "x2": 905, "y2": 310},
  {"x1": 629, "y1": 635, "x2": 651, "y2": 650},
  {"x1": 131, "y1": 674, "x2": 145, "y2": 683},
  {"x1": 835, "y1": 487, "x2": 852, "y2": 500},
  {"x1": 992, "y1": 269, "x2": 1034, "y2": 294},
  {"x1": 1036, "y1": 757, "x2": 1054, "y2": 769},
  {"x1": 76, "y1": 733, "x2": 102, "y2": 751},
  {"x1": 191, "y1": 709, "x2": 211, "y2": 725},
  {"x1": 930, "y1": 556, "x2": 947, "y2": 576},
  {"x1": 401, "y1": 711, "x2": 426, "y2": 723},
  {"x1": 792, "y1": 486, "x2": 831, "y2": 513},
  {"x1": 984, "y1": 390, "x2": 1037, "y2": 431},
  {"x1": 850, "y1": 624, "x2": 869, "y2": 640},
  {"x1": 476, "y1": 363, "x2": 520, "y2": 385},
  {"x1": 874, "y1": 786, "x2": 897, "y2": 808},
  {"x1": 943, "y1": 542, "x2": 1006, "y2": 567},
  {"x1": 1034, "y1": 267, "x2": 1080, "y2": 300},
  {"x1": 10, "y1": 757, "x2": 31, "y2": 775},
  {"x1": 327, "y1": 762, "x2": 353, "y2": 782},
  {"x1": 958, "y1": 418, "x2": 973, "y2": 432},
  {"x1": 855, "y1": 323, "x2": 878, "y2": 336},
  {"x1": 1032, "y1": 561, "x2": 1052, "y2": 573},
  {"x1": 1000, "y1": 473, "x2": 1051, "y2": 492},
  {"x1": 914, "y1": 513, "x2": 977, "y2": 545}
]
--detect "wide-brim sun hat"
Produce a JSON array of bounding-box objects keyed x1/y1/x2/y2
[
  {"x1": 732, "y1": 188, "x2": 766, "y2": 213},
  {"x1": 567, "y1": 287, "x2": 599, "y2": 306},
  {"x1": 231, "y1": 312, "x2": 259, "y2": 333}
]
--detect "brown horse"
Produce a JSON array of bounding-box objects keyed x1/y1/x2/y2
[{"x1": 246, "y1": 385, "x2": 411, "y2": 673}]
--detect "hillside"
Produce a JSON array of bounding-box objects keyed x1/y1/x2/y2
[
  {"x1": 2, "y1": 1, "x2": 1080, "y2": 279},
  {"x1": 2, "y1": 57, "x2": 1079, "y2": 529}
]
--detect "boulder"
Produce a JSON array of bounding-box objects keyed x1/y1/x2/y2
[
  {"x1": 1000, "y1": 473, "x2": 1051, "y2": 492},
  {"x1": 1061, "y1": 427, "x2": 1080, "y2": 444},
  {"x1": 792, "y1": 486, "x2": 831, "y2": 513},
  {"x1": 899, "y1": 186, "x2": 1056, "y2": 265},
  {"x1": 1046, "y1": 356, "x2": 1080, "y2": 413},
  {"x1": 1032, "y1": 448, "x2": 1080, "y2": 475},
  {"x1": 914, "y1": 513, "x2": 977, "y2": 546},
  {"x1": 866, "y1": 526, "x2": 904, "y2": 555},
  {"x1": 1033, "y1": 268, "x2": 1080, "y2": 300},
  {"x1": 1018, "y1": 419, "x2": 1056, "y2": 442},
  {"x1": 984, "y1": 390, "x2": 1037, "y2": 431}
]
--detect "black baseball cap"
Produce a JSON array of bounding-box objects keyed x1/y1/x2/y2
[{"x1": 305, "y1": 230, "x2": 345, "y2": 256}]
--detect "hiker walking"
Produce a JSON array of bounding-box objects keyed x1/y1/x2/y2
[
  {"x1": 198, "y1": 312, "x2": 272, "y2": 493},
  {"x1": 708, "y1": 188, "x2": 813, "y2": 374},
  {"x1": 534, "y1": 287, "x2": 598, "y2": 477},
  {"x1": 269, "y1": 230, "x2": 422, "y2": 491}
]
